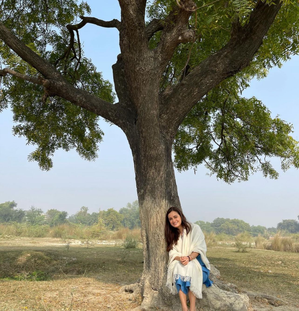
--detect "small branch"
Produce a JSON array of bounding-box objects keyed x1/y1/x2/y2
[
  {"x1": 0, "y1": 67, "x2": 44, "y2": 85},
  {"x1": 69, "y1": 16, "x2": 121, "y2": 31},
  {"x1": 56, "y1": 16, "x2": 121, "y2": 67},
  {"x1": 176, "y1": 0, "x2": 222, "y2": 12}
]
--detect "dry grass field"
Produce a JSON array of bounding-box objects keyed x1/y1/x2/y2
[
  {"x1": 207, "y1": 246, "x2": 299, "y2": 309},
  {"x1": 0, "y1": 237, "x2": 298, "y2": 311}
]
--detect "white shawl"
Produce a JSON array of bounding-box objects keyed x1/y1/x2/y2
[{"x1": 166, "y1": 223, "x2": 210, "y2": 299}]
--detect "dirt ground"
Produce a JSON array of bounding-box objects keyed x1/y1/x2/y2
[
  {"x1": 0, "y1": 237, "x2": 298, "y2": 311},
  {"x1": 0, "y1": 277, "x2": 141, "y2": 311}
]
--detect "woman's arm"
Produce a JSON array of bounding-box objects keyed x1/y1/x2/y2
[{"x1": 188, "y1": 252, "x2": 199, "y2": 261}]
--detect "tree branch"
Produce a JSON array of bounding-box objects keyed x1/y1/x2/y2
[
  {"x1": 145, "y1": 19, "x2": 164, "y2": 41},
  {"x1": 68, "y1": 16, "x2": 121, "y2": 31},
  {"x1": 160, "y1": 0, "x2": 282, "y2": 139},
  {"x1": 0, "y1": 67, "x2": 43, "y2": 85},
  {"x1": 155, "y1": 0, "x2": 197, "y2": 70},
  {"x1": 55, "y1": 17, "x2": 121, "y2": 67},
  {"x1": 0, "y1": 22, "x2": 60, "y2": 80},
  {"x1": 0, "y1": 22, "x2": 134, "y2": 130},
  {"x1": 118, "y1": 0, "x2": 148, "y2": 52}
]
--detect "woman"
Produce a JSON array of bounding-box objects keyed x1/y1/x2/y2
[{"x1": 165, "y1": 207, "x2": 213, "y2": 311}]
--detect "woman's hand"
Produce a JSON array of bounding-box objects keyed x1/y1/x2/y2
[{"x1": 179, "y1": 256, "x2": 189, "y2": 266}]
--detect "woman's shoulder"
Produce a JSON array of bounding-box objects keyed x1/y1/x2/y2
[
  {"x1": 190, "y1": 223, "x2": 200, "y2": 229},
  {"x1": 190, "y1": 223, "x2": 203, "y2": 234}
]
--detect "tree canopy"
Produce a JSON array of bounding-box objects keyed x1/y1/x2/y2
[
  {"x1": 0, "y1": 201, "x2": 25, "y2": 223},
  {"x1": 277, "y1": 219, "x2": 299, "y2": 233},
  {"x1": 1, "y1": 0, "x2": 299, "y2": 181}
]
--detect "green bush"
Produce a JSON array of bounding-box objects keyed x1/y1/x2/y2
[
  {"x1": 234, "y1": 232, "x2": 252, "y2": 252},
  {"x1": 123, "y1": 236, "x2": 138, "y2": 249}
]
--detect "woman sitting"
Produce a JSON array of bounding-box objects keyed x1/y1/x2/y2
[{"x1": 165, "y1": 206, "x2": 213, "y2": 311}]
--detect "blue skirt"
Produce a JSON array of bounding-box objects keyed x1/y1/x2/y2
[{"x1": 175, "y1": 255, "x2": 213, "y2": 295}]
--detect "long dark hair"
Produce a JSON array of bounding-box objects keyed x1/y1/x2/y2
[{"x1": 165, "y1": 206, "x2": 191, "y2": 252}]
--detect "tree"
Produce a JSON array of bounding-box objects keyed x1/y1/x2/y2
[
  {"x1": 45, "y1": 209, "x2": 68, "y2": 227},
  {"x1": 250, "y1": 225, "x2": 267, "y2": 237},
  {"x1": 119, "y1": 200, "x2": 141, "y2": 229},
  {"x1": 1, "y1": 0, "x2": 299, "y2": 309},
  {"x1": 195, "y1": 220, "x2": 213, "y2": 233},
  {"x1": 277, "y1": 219, "x2": 299, "y2": 233},
  {"x1": 211, "y1": 217, "x2": 250, "y2": 235},
  {"x1": 0, "y1": 201, "x2": 25, "y2": 223},
  {"x1": 26, "y1": 206, "x2": 45, "y2": 225},
  {"x1": 99, "y1": 208, "x2": 123, "y2": 231},
  {"x1": 68, "y1": 206, "x2": 98, "y2": 226},
  {"x1": 211, "y1": 217, "x2": 227, "y2": 234}
]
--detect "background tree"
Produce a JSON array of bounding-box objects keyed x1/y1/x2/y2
[
  {"x1": 25, "y1": 206, "x2": 45, "y2": 225},
  {"x1": 277, "y1": 219, "x2": 299, "y2": 233},
  {"x1": 195, "y1": 220, "x2": 214, "y2": 233},
  {"x1": 0, "y1": 201, "x2": 25, "y2": 223},
  {"x1": 250, "y1": 225, "x2": 267, "y2": 237},
  {"x1": 99, "y1": 208, "x2": 123, "y2": 231},
  {"x1": 68, "y1": 206, "x2": 98, "y2": 226},
  {"x1": 211, "y1": 217, "x2": 251, "y2": 235},
  {"x1": 210, "y1": 217, "x2": 227, "y2": 234},
  {"x1": 1, "y1": 0, "x2": 299, "y2": 309},
  {"x1": 45, "y1": 209, "x2": 68, "y2": 227},
  {"x1": 119, "y1": 200, "x2": 140, "y2": 229}
]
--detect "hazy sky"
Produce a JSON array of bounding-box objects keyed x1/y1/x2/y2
[{"x1": 0, "y1": 1, "x2": 298, "y2": 228}]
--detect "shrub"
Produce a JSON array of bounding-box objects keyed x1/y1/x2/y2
[
  {"x1": 255, "y1": 235, "x2": 267, "y2": 249},
  {"x1": 234, "y1": 232, "x2": 252, "y2": 252},
  {"x1": 270, "y1": 233, "x2": 294, "y2": 252},
  {"x1": 293, "y1": 243, "x2": 299, "y2": 253},
  {"x1": 281, "y1": 237, "x2": 294, "y2": 252},
  {"x1": 114, "y1": 227, "x2": 130, "y2": 239},
  {"x1": 271, "y1": 233, "x2": 282, "y2": 251},
  {"x1": 27, "y1": 225, "x2": 49, "y2": 237},
  {"x1": 204, "y1": 232, "x2": 217, "y2": 247},
  {"x1": 123, "y1": 236, "x2": 138, "y2": 249}
]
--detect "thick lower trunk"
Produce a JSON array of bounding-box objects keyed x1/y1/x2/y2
[{"x1": 126, "y1": 123, "x2": 180, "y2": 308}]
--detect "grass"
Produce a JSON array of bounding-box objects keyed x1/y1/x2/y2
[
  {"x1": 0, "y1": 239, "x2": 298, "y2": 310},
  {"x1": 0, "y1": 241, "x2": 143, "y2": 310},
  {"x1": 207, "y1": 246, "x2": 299, "y2": 306},
  {"x1": 0, "y1": 245, "x2": 143, "y2": 285}
]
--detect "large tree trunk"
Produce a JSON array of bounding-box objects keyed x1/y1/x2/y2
[{"x1": 128, "y1": 123, "x2": 180, "y2": 308}]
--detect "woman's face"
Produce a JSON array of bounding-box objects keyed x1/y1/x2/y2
[{"x1": 168, "y1": 211, "x2": 182, "y2": 230}]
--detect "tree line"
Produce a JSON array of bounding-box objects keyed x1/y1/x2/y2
[
  {"x1": 0, "y1": 200, "x2": 140, "y2": 230},
  {"x1": 1, "y1": 200, "x2": 298, "y2": 235}
]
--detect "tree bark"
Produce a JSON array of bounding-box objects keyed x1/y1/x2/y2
[{"x1": 128, "y1": 129, "x2": 181, "y2": 308}]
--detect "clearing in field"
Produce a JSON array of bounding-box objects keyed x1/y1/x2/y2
[{"x1": 0, "y1": 237, "x2": 298, "y2": 311}]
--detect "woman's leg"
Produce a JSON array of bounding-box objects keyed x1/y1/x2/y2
[
  {"x1": 188, "y1": 290, "x2": 196, "y2": 311},
  {"x1": 178, "y1": 290, "x2": 188, "y2": 311}
]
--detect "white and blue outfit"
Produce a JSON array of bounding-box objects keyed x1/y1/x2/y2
[{"x1": 166, "y1": 224, "x2": 213, "y2": 299}]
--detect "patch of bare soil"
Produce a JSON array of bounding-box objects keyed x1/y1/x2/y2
[{"x1": 0, "y1": 278, "x2": 141, "y2": 311}]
